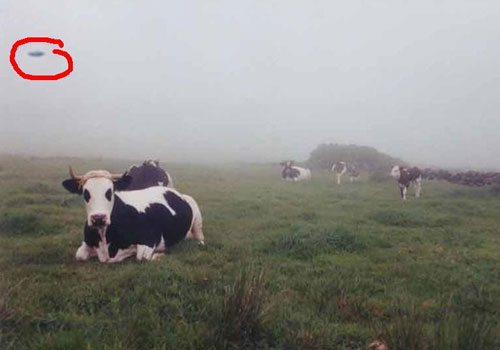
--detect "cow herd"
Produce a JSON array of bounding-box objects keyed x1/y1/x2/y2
[
  {"x1": 62, "y1": 159, "x2": 498, "y2": 263},
  {"x1": 279, "y1": 160, "x2": 500, "y2": 199},
  {"x1": 279, "y1": 160, "x2": 420, "y2": 200}
]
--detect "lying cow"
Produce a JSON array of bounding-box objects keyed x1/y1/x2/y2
[
  {"x1": 390, "y1": 165, "x2": 422, "y2": 200},
  {"x1": 331, "y1": 161, "x2": 359, "y2": 184},
  {"x1": 280, "y1": 160, "x2": 311, "y2": 181},
  {"x1": 125, "y1": 160, "x2": 174, "y2": 190},
  {"x1": 62, "y1": 167, "x2": 204, "y2": 263}
]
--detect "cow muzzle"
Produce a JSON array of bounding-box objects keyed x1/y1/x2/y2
[{"x1": 90, "y1": 214, "x2": 108, "y2": 228}]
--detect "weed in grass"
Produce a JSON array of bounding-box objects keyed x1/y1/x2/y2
[
  {"x1": 431, "y1": 311, "x2": 498, "y2": 350},
  {"x1": 372, "y1": 288, "x2": 500, "y2": 350},
  {"x1": 372, "y1": 300, "x2": 427, "y2": 350},
  {"x1": 213, "y1": 269, "x2": 268, "y2": 349},
  {"x1": 430, "y1": 284, "x2": 500, "y2": 350}
]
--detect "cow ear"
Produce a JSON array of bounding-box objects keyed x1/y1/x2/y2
[
  {"x1": 62, "y1": 179, "x2": 82, "y2": 194},
  {"x1": 114, "y1": 174, "x2": 132, "y2": 191},
  {"x1": 154, "y1": 160, "x2": 160, "y2": 166}
]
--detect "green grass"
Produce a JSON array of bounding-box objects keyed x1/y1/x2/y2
[{"x1": 0, "y1": 155, "x2": 499, "y2": 349}]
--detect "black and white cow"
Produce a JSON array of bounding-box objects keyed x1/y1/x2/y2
[
  {"x1": 280, "y1": 160, "x2": 311, "y2": 181},
  {"x1": 331, "y1": 161, "x2": 359, "y2": 184},
  {"x1": 390, "y1": 165, "x2": 422, "y2": 200},
  {"x1": 125, "y1": 160, "x2": 173, "y2": 190},
  {"x1": 62, "y1": 167, "x2": 204, "y2": 263}
]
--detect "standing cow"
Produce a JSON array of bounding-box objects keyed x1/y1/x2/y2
[
  {"x1": 390, "y1": 165, "x2": 422, "y2": 200},
  {"x1": 125, "y1": 160, "x2": 174, "y2": 190},
  {"x1": 331, "y1": 161, "x2": 359, "y2": 184},
  {"x1": 62, "y1": 167, "x2": 204, "y2": 263},
  {"x1": 280, "y1": 160, "x2": 312, "y2": 181}
]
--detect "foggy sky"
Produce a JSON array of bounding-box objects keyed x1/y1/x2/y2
[{"x1": 1, "y1": 1, "x2": 500, "y2": 168}]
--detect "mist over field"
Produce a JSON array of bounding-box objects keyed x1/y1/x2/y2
[{"x1": 1, "y1": 1, "x2": 500, "y2": 168}]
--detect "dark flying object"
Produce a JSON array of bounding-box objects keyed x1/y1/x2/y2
[{"x1": 28, "y1": 51, "x2": 45, "y2": 57}]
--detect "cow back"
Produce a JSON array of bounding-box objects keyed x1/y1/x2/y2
[{"x1": 125, "y1": 162, "x2": 172, "y2": 190}]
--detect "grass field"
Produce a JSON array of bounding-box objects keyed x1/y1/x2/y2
[{"x1": 1, "y1": 155, "x2": 499, "y2": 350}]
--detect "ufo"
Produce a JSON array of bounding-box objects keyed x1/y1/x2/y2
[{"x1": 28, "y1": 51, "x2": 45, "y2": 57}]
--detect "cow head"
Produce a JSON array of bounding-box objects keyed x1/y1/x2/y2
[
  {"x1": 143, "y1": 159, "x2": 160, "y2": 167},
  {"x1": 390, "y1": 165, "x2": 401, "y2": 180},
  {"x1": 62, "y1": 167, "x2": 132, "y2": 228},
  {"x1": 280, "y1": 160, "x2": 294, "y2": 168}
]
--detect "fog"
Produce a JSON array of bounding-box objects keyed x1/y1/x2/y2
[{"x1": 1, "y1": 1, "x2": 500, "y2": 168}]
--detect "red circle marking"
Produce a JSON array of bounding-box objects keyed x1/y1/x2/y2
[{"x1": 10, "y1": 37, "x2": 73, "y2": 80}]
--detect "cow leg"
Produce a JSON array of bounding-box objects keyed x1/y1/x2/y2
[
  {"x1": 185, "y1": 218, "x2": 205, "y2": 245},
  {"x1": 337, "y1": 174, "x2": 341, "y2": 185},
  {"x1": 190, "y1": 212, "x2": 205, "y2": 245},
  {"x1": 96, "y1": 240, "x2": 109, "y2": 263},
  {"x1": 183, "y1": 195, "x2": 205, "y2": 245},
  {"x1": 108, "y1": 246, "x2": 137, "y2": 263},
  {"x1": 75, "y1": 242, "x2": 95, "y2": 261},
  {"x1": 136, "y1": 245, "x2": 155, "y2": 261},
  {"x1": 399, "y1": 184, "x2": 408, "y2": 200},
  {"x1": 415, "y1": 177, "x2": 422, "y2": 198}
]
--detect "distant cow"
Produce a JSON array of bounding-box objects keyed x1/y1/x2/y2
[
  {"x1": 125, "y1": 160, "x2": 173, "y2": 190},
  {"x1": 331, "y1": 161, "x2": 359, "y2": 184},
  {"x1": 390, "y1": 166, "x2": 422, "y2": 200},
  {"x1": 280, "y1": 160, "x2": 311, "y2": 181},
  {"x1": 62, "y1": 167, "x2": 204, "y2": 263}
]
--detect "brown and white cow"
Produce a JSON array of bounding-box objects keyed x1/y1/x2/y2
[
  {"x1": 390, "y1": 166, "x2": 422, "y2": 200},
  {"x1": 331, "y1": 161, "x2": 359, "y2": 184},
  {"x1": 280, "y1": 160, "x2": 312, "y2": 182}
]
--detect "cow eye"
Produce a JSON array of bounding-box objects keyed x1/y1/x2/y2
[
  {"x1": 105, "y1": 189, "x2": 113, "y2": 201},
  {"x1": 83, "y1": 189, "x2": 91, "y2": 202}
]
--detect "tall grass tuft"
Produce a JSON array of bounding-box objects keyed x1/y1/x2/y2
[
  {"x1": 372, "y1": 288, "x2": 499, "y2": 350},
  {"x1": 372, "y1": 300, "x2": 427, "y2": 350},
  {"x1": 431, "y1": 311, "x2": 497, "y2": 350},
  {"x1": 213, "y1": 269, "x2": 268, "y2": 349},
  {"x1": 430, "y1": 284, "x2": 499, "y2": 350}
]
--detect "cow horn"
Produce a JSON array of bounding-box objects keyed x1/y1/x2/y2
[{"x1": 69, "y1": 166, "x2": 82, "y2": 181}]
